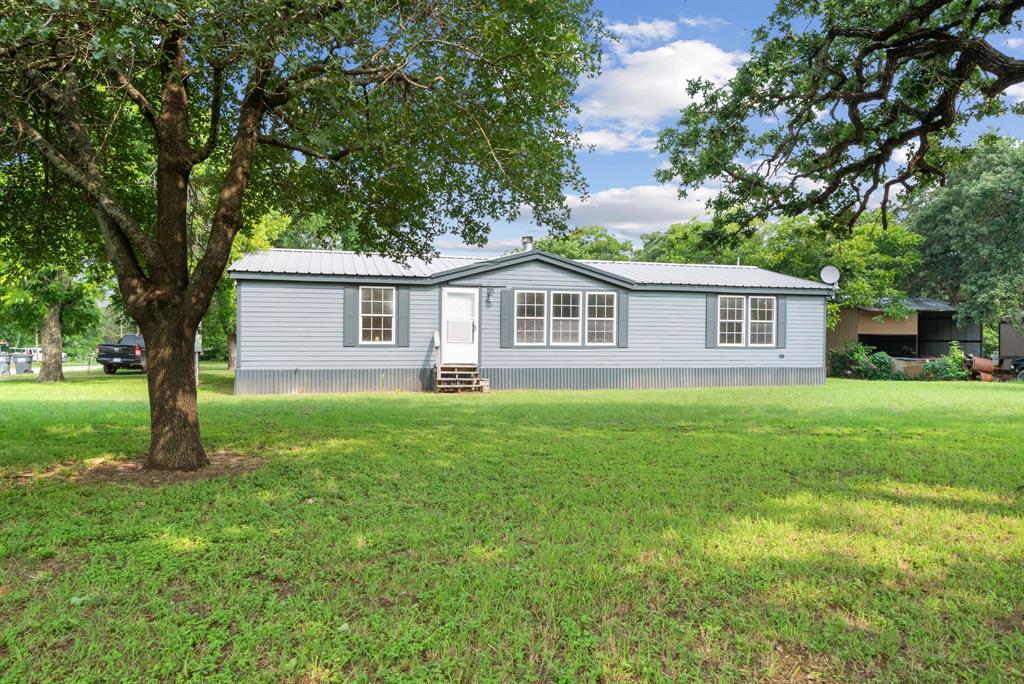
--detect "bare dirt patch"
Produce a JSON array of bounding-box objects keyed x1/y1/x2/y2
[{"x1": 11, "y1": 451, "x2": 264, "y2": 487}]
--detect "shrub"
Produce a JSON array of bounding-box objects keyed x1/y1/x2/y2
[
  {"x1": 918, "y1": 341, "x2": 969, "y2": 381},
  {"x1": 829, "y1": 342, "x2": 906, "y2": 380}
]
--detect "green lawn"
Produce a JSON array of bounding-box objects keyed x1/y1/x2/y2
[{"x1": 1, "y1": 370, "x2": 1022, "y2": 682}]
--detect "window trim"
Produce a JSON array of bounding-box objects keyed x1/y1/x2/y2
[
  {"x1": 549, "y1": 290, "x2": 583, "y2": 346},
  {"x1": 358, "y1": 285, "x2": 396, "y2": 346},
  {"x1": 747, "y1": 295, "x2": 777, "y2": 347},
  {"x1": 585, "y1": 291, "x2": 617, "y2": 346},
  {"x1": 514, "y1": 289, "x2": 548, "y2": 347},
  {"x1": 717, "y1": 294, "x2": 746, "y2": 347}
]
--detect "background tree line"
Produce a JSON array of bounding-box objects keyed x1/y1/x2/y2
[
  {"x1": 8, "y1": 133, "x2": 1022, "y2": 367},
  {"x1": 538, "y1": 135, "x2": 1024, "y2": 333}
]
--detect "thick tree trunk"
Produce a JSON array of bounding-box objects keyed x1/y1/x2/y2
[
  {"x1": 140, "y1": 319, "x2": 210, "y2": 470},
  {"x1": 226, "y1": 330, "x2": 237, "y2": 371},
  {"x1": 36, "y1": 303, "x2": 65, "y2": 383}
]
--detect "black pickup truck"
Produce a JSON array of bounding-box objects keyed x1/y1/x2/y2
[{"x1": 96, "y1": 334, "x2": 146, "y2": 374}]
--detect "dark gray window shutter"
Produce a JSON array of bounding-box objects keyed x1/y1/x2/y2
[
  {"x1": 396, "y1": 287, "x2": 410, "y2": 347},
  {"x1": 500, "y1": 288, "x2": 514, "y2": 348},
  {"x1": 343, "y1": 286, "x2": 358, "y2": 347},
  {"x1": 776, "y1": 296, "x2": 787, "y2": 348},
  {"x1": 705, "y1": 294, "x2": 717, "y2": 348},
  {"x1": 616, "y1": 291, "x2": 629, "y2": 347}
]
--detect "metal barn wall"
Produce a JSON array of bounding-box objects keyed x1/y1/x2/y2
[
  {"x1": 1000, "y1": 323, "x2": 1024, "y2": 358},
  {"x1": 826, "y1": 307, "x2": 858, "y2": 351},
  {"x1": 918, "y1": 313, "x2": 982, "y2": 357}
]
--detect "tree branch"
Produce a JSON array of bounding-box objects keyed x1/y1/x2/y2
[
  {"x1": 185, "y1": 66, "x2": 271, "y2": 325},
  {"x1": 186, "y1": 65, "x2": 224, "y2": 165},
  {"x1": 108, "y1": 68, "x2": 160, "y2": 135},
  {"x1": 0, "y1": 102, "x2": 158, "y2": 271},
  {"x1": 256, "y1": 134, "x2": 358, "y2": 161}
]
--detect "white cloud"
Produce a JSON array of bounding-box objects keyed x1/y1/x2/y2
[
  {"x1": 566, "y1": 184, "x2": 715, "y2": 236},
  {"x1": 1007, "y1": 37, "x2": 1024, "y2": 49},
  {"x1": 579, "y1": 39, "x2": 746, "y2": 152},
  {"x1": 678, "y1": 16, "x2": 728, "y2": 29},
  {"x1": 435, "y1": 237, "x2": 522, "y2": 254},
  {"x1": 890, "y1": 143, "x2": 913, "y2": 167},
  {"x1": 580, "y1": 128, "x2": 659, "y2": 153},
  {"x1": 1005, "y1": 83, "x2": 1024, "y2": 101},
  {"x1": 607, "y1": 19, "x2": 677, "y2": 44}
]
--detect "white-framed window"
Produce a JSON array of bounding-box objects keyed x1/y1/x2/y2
[
  {"x1": 586, "y1": 292, "x2": 616, "y2": 345},
  {"x1": 748, "y1": 296, "x2": 776, "y2": 346},
  {"x1": 718, "y1": 295, "x2": 745, "y2": 347},
  {"x1": 360, "y1": 286, "x2": 395, "y2": 344},
  {"x1": 515, "y1": 290, "x2": 546, "y2": 345},
  {"x1": 550, "y1": 291, "x2": 582, "y2": 345}
]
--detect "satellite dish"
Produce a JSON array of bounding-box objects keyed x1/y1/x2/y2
[{"x1": 819, "y1": 265, "x2": 841, "y2": 285}]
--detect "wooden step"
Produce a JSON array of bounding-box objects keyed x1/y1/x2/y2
[{"x1": 434, "y1": 364, "x2": 484, "y2": 392}]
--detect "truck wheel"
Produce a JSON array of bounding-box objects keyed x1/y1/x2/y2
[
  {"x1": 103, "y1": 365, "x2": 116, "y2": 375},
  {"x1": 1017, "y1": 370, "x2": 1024, "y2": 382}
]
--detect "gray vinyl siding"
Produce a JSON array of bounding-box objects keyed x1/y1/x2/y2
[
  {"x1": 236, "y1": 280, "x2": 436, "y2": 370},
  {"x1": 234, "y1": 259, "x2": 827, "y2": 393},
  {"x1": 451, "y1": 260, "x2": 825, "y2": 369}
]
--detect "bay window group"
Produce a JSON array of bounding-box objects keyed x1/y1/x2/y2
[{"x1": 515, "y1": 290, "x2": 616, "y2": 346}]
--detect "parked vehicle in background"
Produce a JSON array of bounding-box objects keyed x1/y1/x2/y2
[{"x1": 96, "y1": 334, "x2": 146, "y2": 374}]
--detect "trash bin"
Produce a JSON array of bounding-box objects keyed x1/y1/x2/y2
[
  {"x1": 0, "y1": 353, "x2": 9, "y2": 375},
  {"x1": 12, "y1": 353, "x2": 33, "y2": 374}
]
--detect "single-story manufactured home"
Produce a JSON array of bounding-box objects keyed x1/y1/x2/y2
[
  {"x1": 228, "y1": 245, "x2": 833, "y2": 395},
  {"x1": 826, "y1": 298, "x2": 982, "y2": 359}
]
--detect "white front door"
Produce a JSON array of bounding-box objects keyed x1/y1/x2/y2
[{"x1": 441, "y1": 287, "x2": 479, "y2": 365}]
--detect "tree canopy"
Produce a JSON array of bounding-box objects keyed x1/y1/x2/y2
[
  {"x1": 0, "y1": 0, "x2": 603, "y2": 469},
  {"x1": 910, "y1": 137, "x2": 1024, "y2": 326},
  {"x1": 657, "y1": 1, "x2": 1024, "y2": 237},
  {"x1": 636, "y1": 216, "x2": 921, "y2": 325},
  {"x1": 0, "y1": 264, "x2": 102, "y2": 353},
  {"x1": 534, "y1": 226, "x2": 633, "y2": 261}
]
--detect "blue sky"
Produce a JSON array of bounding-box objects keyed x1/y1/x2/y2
[{"x1": 439, "y1": 0, "x2": 1024, "y2": 255}]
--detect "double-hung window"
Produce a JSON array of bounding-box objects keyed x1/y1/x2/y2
[
  {"x1": 748, "y1": 296, "x2": 776, "y2": 346},
  {"x1": 360, "y1": 286, "x2": 395, "y2": 344},
  {"x1": 550, "y1": 292, "x2": 581, "y2": 345},
  {"x1": 718, "y1": 295, "x2": 745, "y2": 346},
  {"x1": 586, "y1": 292, "x2": 616, "y2": 345},
  {"x1": 515, "y1": 291, "x2": 546, "y2": 345}
]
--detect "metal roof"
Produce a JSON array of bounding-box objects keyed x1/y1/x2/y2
[
  {"x1": 229, "y1": 248, "x2": 832, "y2": 291},
  {"x1": 228, "y1": 249, "x2": 488, "y2": 277},
  {"x1": 579, "y1": 260, "x2": 832, "y2": 290},
  {"x1": 861, "y1": 297, "x2": 957, "y2": 313}
]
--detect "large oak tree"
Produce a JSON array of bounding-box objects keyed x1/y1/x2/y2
[
  {"x1": 910, "y1": 137, "x2": 1024, "y2": 325},
  {"x1": 0, "y1": 0, "x2": 601, "y2": 470},
  {"x1": 658, "y1": 0, "x2": 1024, "y2": 238}
]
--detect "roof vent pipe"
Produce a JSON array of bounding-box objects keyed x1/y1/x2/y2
[{"x1": 521, "y1": 235, "x2": 534, "y2": 251}]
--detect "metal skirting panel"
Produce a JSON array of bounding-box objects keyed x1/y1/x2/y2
[
  {"x1": 235, "y1": 366, "x2": 825, "y2": 395},
  {"x1": 482, "y1": 366, "x2": 826, "y2": 390},
  {"x1": 235, "y1": 368, "x2": 432, "y2": 395}
]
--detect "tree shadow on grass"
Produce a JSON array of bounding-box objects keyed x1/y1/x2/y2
[
  {"x1": 3, "y1": 377, "x2": 1024, "y2": 679},
  {"x1": 3, "y1": 417, "x2": 1023, "y2": 681}
]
